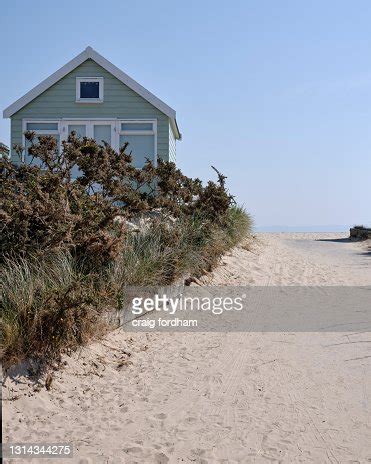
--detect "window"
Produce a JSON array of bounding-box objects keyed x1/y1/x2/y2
[
  {"x1": 22, "y1": 119, "x2": 157, "y2": 167},
  {"x1": 121, "y1": 122, "x2": 153, "y2": 131},
  {"x1": 76, "y1": 77, "x2": 103, "y2": 103},
  {"x1": 26, "y1": 122, "x2": 59, "y2": 131},
  {"x1": 26, "y1": 122, "x2": 59, "y2": 133},
  {"x1": 23, "y1": 120, "x2": 60, "y2": 165},
  {"x1": 119, "y1": 121, "x2": 156, "y2": 168}
]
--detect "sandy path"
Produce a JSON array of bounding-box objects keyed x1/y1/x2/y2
[
  {"x1": 209, "y1": 233, "x2": 371, "y2": 286},
  {"x1": 3, "y1": 233, "x2": 371, "y2": 463}
]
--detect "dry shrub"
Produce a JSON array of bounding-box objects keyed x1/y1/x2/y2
[
  {"x1": 1, "y1": 133, "x2": 235, "y2": 265},
  {"x1": 0, "y1": 133, "x2": 252, "y2": 367}
]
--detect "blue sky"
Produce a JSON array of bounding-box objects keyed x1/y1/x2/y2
[{"x1": 1, "y1": 0, "x2": 370, "y2": 229}]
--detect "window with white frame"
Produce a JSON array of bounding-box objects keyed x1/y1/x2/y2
[
  {"x1": 76, "y1": 77, "x2": 104, "y2": 103},
  {"x1": 23, "y1": 121, "x2": 60, "y2": 164},
  {"x1": 119, "y1": 121, "x2": 156, "y2": 168},
  {"x1": 22, "y1": 119, "x2": 157, "y2": 167}
]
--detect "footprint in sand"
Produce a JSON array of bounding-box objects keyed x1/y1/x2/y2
[{"x1": 154, "y1": 452, "x2": 169, "y2": 463}]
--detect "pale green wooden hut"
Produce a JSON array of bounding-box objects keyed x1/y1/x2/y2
[{"x1": 3, "y1": 46, "x2": 181, "y2": 168}]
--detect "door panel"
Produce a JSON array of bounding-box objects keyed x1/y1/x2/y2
[
  {"x1": 67, "y1": 125, "x2": 86, "y2": 178},
  {"x1": 93, "y1": 124, "x2": 111, "y2": 146},
  {"x1": 68, "y1": 124, "x2": 86, "y2": 138}
]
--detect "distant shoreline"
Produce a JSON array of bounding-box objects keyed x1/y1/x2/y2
[{"x1": 255, "y1": 225, "x2": 352, "y2": 233}]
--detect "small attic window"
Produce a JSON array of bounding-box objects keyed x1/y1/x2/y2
[{"x1": 76, "y1": 77, "x2": 103, "y2": 103}]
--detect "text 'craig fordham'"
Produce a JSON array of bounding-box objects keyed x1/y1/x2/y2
[{"x1": 131, "y1": 318, "x2": 198, "y2": 329}]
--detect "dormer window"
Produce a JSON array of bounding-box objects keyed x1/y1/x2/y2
[{"x1": 76, "y1": 77, "x2": 103, "y2": 103}]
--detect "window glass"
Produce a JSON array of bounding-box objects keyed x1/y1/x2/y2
[
  {"x1": 94, "y1": 125, "x2": 111, "y2": 146},
  {"x1": 80, "y1": 81, "x2": 100, "y2": 99},
  {"x1": 120, "y1": 134, "x2": 155, "y2": 168},
  {"x1": 25, "y1": 135, "x2": 59, "y2": 167},
  {"x1": 68, "y1": 125, "x2": 86, "y2": 138},
  {"x1": 26, "y1": 122, "x2": 58, "y2": 131},
  {"x1": 121, "y1": 123, "x2": 153, "y2": 131},
  {"x1": 67, "y1": 126, "x2": 86, "y2": 178}
]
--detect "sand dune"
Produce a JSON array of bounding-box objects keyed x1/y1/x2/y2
[{"x1": 3, "y1": 233, "x2": 371, "y2": 463}]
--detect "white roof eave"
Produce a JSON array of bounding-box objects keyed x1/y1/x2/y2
[{"x1": 3, "y1": 46, "x2": 181, "y2": 139}]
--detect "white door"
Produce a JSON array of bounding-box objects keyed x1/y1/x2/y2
[
  {"x1": 93, "y1": 123, "x2": 112, "y2": 146},
  {"x1": 60, "y1": 120, "x2": 117, "y2": 178},
  {"x1": 61, "y1": 120, "x2": 116, "y2": 146}
]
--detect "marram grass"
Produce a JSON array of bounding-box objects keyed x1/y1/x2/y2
[{"x1": 0, "y1": 207, "x2": 252, "y2": 367}]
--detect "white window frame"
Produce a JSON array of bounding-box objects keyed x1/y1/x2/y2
[
  {"x1": 118, "y1": 119, "x2": 157, "y2": 166},
  {"x1": 76, "y1": 77, "x2": 104, "y2": 103},
  {"x1": 21, "y1": 118, "x2": 158, "y2": 165},
  {"x1": 22, "y1": 119, "x2": 60, "y2": 162}
]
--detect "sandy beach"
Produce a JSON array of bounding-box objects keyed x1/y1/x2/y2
[{"x1": 3, "y1": 233, "x2": 371, "y2": 463}]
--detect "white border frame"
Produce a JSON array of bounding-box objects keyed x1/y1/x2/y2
[
  {"x1": 22, "y1": 118, "x2": 158, "y2": 165},
  {"x1": 22, "y1": 119, "x2": 60, "y2": 162},
  {"x1": 75, "y1": 77, "x2": 104, "y2": 103},
  {"x1": 118, "y1": 119, "x2": 157, "y2": 167}
]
